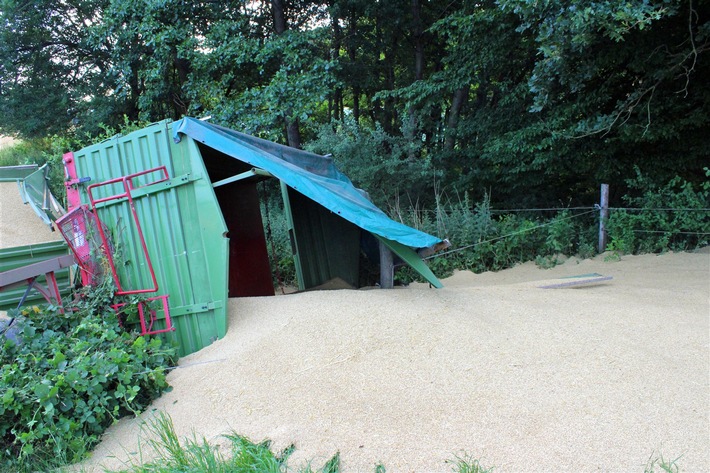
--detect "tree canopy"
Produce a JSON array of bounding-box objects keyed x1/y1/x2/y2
[{"x1": 1, "y1": 0, "x2": 707, "y2": 207}]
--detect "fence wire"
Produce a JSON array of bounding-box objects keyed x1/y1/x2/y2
[
  {"x1": 423, "y1": 204, "x2": 709, "y2": 261},
  {"x1": 416, "y1": 206, "x2": 710, "y2": 214},
  {"x1": 424, "y1": 209, "x2": 598, "y2": 260}
]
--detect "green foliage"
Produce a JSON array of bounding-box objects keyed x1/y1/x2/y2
[
  {"x1": 260, "y1": 181, "x2": 298, "y2": 289},
  {"x1": 446, "y1": 452, "x2": 494, "y2": 473},
  {"x1": 116, "y1": 425, "x2": 685, "y2": 473},
  {"x1": 606, "y1": 171, "x2": 710, "y2": 254},
  {"x1": 394, "y1": 171, "x2": 708, "y2": 284},
  {"x1": 0, "y1": 0, "x2": 121, "y2": 138},
  {"x1": 544, "y1": 210, "x2": 577, "y2": 255},
  {"x1": 116, "y1": 411, "x2": 502, "y2": 473},
  {"x1": 2, "y1": 0, "x2": 708, "y2": 211},
  {"x1": 0, "y1": 286, "x2": 176, "y2": 471},
  {"x1": 0, "y1": 116, "x2": 151, "y2": 205},
  {"x1": 117, "y1": 411, "x2": 338, "y2": 473},
  {"x1": 0, "y1": 141, "x2": 43, "y2": 168},
  {"x1": 0, "y1": 138, "x2": 67, "y2": 199},
  {"x1": 306, "y1": 118, "x2": 439, "y2": 208},
  {"x1": 393, "y1": 192, "x2": 598, "y2": 283},
  {"x1": 195, "y1": 27, "x2": 337, "y2": 142},
  {"x1": 644, "y1": 452, "x2": 682, "y2": 473}
]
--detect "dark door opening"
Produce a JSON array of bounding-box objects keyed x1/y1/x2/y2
[{"x1": 199, "y1": 144, "x2": 275, "y2": 297}]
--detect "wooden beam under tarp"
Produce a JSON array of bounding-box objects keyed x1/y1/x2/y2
[{"x1": 374, "y1": 235, "x2": 443, "y2": 288}]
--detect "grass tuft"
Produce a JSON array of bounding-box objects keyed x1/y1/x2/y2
[
  {"x1": 446, "y1": 453, "x2": 494, "y2": 473},
  {"x1": 644, "y1": 452, "x2": 683, "y2": 473},
  {"x1": 117, "y1": 412, "x2": 340, "y2": 473},
  {"x1": 100, "y1": 411, "x2": 687, "y2": 473}
]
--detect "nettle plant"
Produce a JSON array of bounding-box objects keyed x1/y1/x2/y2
[{"x1": 0, "y1": 280, "x2": 177, "y2": 471}]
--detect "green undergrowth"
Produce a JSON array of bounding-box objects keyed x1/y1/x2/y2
[
  {"x1": 99, "y1": 412, "x2": 683, "y2": 473},
  {"x1": 0, "y1": 136, "x2": 68, "y2": 198},
  {"x1": 262, "y1": 172, "x2": 707, "y2": 287},
  {"x1": 110, "y1": 411, "x2": 492, "y2": 473},
  {"x1": 604, "y1": 168, "x2": 710, "y2": 255},
  {"x1": 398, "y1": 192, "x2": 598, "y2": 280},
  {"x1": 0, "y1": 282, "x2": 177, "y2": 472}
]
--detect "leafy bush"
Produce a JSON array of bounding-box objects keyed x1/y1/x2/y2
[
  {"x1": 0, "y1": 116, "x2": 148, "y2": 203},
  {"x1": 606, "y1": 170, "x2": 710, "y2": 254},
  {"x1": 260, "y1": 181, "x2": 298, "y2": 289},
  {"x1": 0, "y1": 138, "x2": 65, "y2": 198},
  {"x1": 0, "y1": 286, "x2": 177, "y2": 471},
  {"x1": 394, "y1": 193, "x2": 596, "y2": 282},
  {"x1": 0, "y1": 140, "x2": 45, "y2": 167}
]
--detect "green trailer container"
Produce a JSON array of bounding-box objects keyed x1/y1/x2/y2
[
  {"x1": 64, "y1": 122, "x2": 229, "y2": 356},
  {"x1": 63, "y1": 118, "x2": 444, "y2": 356}
]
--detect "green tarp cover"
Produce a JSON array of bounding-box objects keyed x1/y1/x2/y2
[{"x1": 173, "y1": 118, "x2": 442, "y2": 249}]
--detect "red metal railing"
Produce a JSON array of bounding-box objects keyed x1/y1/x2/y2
[
  {"x1": 86, "y1": 167, "x2": 169, "y2": 296},
  {"x1": 57, "y1": 162, "x2": 174, "y2": 336}
]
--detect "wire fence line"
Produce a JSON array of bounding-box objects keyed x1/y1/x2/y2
[
  {"x1": 414, "y1": 206, "x2": 710, "y2": 214},
  {"x1": 424, "y1": 209, "x2": 598, "y2": 260},
  {"x1": 608, "y1": 207, "x2": 710, "y2": 212},
  {"x1": 632, "y1": 230, "x2": 710, "y2": 235},
  {"x1": 422, "y1": 203, "x2": 709, "y2": 260},
  {"x1": 490, "y1": 206, "x2": 594, "y2": 213}
]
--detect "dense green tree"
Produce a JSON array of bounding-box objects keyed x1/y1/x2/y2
[
  {"x1": 1, "y1": 0, "x2": 706, "y2": 208},
  {"x1": 383, "y1": 0, "x2": 709, "y2": 206},
  {"x1": 496, "y1": 0, "x2": 710, "y2": 199},
  {"x1": 0, "y1": 0, "x2": 111, "y2": 137}
]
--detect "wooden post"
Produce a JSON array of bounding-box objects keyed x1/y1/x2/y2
[
  {"x1": 379, "y1": 240, "x2": 394, "y2": 289},
  {"x1": 598, "y1": 183, "x2": 609, "y2": 253}
]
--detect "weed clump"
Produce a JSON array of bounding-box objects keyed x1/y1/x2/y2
[{"x1": 0, "y1": 285, "x2": 177, "y2": 471}]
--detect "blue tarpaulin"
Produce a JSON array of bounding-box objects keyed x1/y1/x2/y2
[{"x1": 173, "y1": 117, "x2": 443, "y2": 250}]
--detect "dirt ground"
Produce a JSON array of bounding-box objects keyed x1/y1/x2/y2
[{"x1": 74, "y1": 250, "x2": 709, "y2": 472}]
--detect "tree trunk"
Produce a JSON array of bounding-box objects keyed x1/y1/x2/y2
[
  {"x1": 383, "y1": 47, "x2": 397, "y2": 134},
  {"x1": 347, "y1": 11, "x2": 360, "y2": 124},
  {"x1": 331, "y1": 7, "x2": 343, "y2": 122},
  {"x1": 406, "y1": 0, "x2": 424, "y2": 159},
  {"x1": 286, "y1": 119, "x2": 301, "y2": 149},
  {"x1": 411, "y1": 0, "x2": 424, "y2": 82},
  {"x1": 271, "y1": 0, "x2": 302, "y2": 148},
  {"x1": 444, "y1": 86, "x2": 469, "y2": 151},
  {"x1": 272, "y1": 0, "x2": 286, "y2": 34},
  {"x1": 172, "y1": 48, "x2": 191, "y2": 116},
  {"x1": 352, "y1": 86, "x2": 360, "y2": 123}
]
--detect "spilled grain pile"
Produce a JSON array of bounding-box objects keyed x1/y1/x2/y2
[
  {"x1": 76, "y1": 250, "x2": 710, "y2": 472},
  {"x1": 0, "y1": 181, "x2": 61, "y2": 249}
]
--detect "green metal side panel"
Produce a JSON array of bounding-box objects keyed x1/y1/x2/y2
[
  {"x1": 282, "y1": 183, "x2": 361, "y2": 290},
  {"x1": 375, "y1": 236, "x2": 443, "y2": 288},
  {"x1": 71, "y1": 120, "x2": 229, "y2": 356},
  {"x1": 0, "y1": 165, "x2": 38, "y2": 181},
  {"x1": 0, "y1": 241, "x2": 72, "y2": 310}
]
